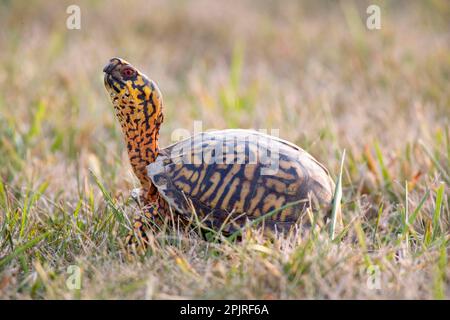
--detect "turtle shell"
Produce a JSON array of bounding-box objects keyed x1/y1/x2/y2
[{"x1": 147, "y1": 129, "x2": 335, "y2": 232}]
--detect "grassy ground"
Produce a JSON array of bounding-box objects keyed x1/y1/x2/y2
[{"x1": 0, "y1": 0, "x2": 449, "y2": 299}]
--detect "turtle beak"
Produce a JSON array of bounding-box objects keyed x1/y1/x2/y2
[
  {"x1": 103, "y1": 57, "x2": 124, "y2": 74},
  {"x1": 103, "y1": 60, "x2": 122, "y2": 93},
  {"x1": 103, "y1": 61, "x2": 115, "y2": 74},
  {"x1": 103, "y1": 58, "x2": 132, "y2": 92}
]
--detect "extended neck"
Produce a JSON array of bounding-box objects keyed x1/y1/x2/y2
[{"x1": 116, "y1": 83, "x2": 164, "y2": 201}]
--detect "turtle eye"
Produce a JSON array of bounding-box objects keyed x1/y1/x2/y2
[{"x1": 121, "y1": 67, "x2": 135, "y2": 78}]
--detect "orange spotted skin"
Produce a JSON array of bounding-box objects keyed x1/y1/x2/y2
[
  {"x1": 103, "y1": 58, "x2": 337, "y2": 244},
  {"x1": 103, "y1": 58, "x2": 164, "y2": 206}
]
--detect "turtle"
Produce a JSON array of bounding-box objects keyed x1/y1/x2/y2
[{"x1": 103, "y1": 57, "x2": 338, "y2": 245}]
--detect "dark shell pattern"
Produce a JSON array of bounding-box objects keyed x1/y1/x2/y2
[{"x1": 148, "y1": 129, "x2": 335, "y2": 232}]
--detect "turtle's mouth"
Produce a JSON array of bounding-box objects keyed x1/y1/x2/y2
[{"x1": 103, "y1": 59, "x2": 127, "y2": 93}]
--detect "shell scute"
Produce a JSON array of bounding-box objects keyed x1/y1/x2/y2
[{"x1": 147, "y1": 129, "x2": 335, "y2": 232}]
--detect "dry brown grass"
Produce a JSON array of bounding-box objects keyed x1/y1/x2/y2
[{"x1": 0, "y1": 0, "x2": 449, "y2": 299}]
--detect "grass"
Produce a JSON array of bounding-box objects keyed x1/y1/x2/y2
[{"x1": 0, "y1": 0, "x2": 449, "y2": 299}]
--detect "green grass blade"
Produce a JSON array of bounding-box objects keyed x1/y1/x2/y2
[
  {"x1": 330, "y1": 149, "x2": 345, "y2": 240},
  {"x1": 90, "y1": 170, "x2": 127, "y2": 226},
  {"x1": 409, "y1": 189, "x2": 429, "y2": 226},
  {"x1": 0, "y1": 231, "x2": 51, "y2": 269},
  {"x1": 372, "y1": 203, "x2": 384, "y2": 244},
  {"x1": 433, "y1": 240, "x2": 447, "y2": 299},
  {"x1": 374, "y1": 141, "x2": 393, "y2": 192},
  {"x1": 19, "y1": 182, "x2": 49, "y2": 238},
  {"x1": 26, "y1": 100, "x2": 46, "y2": 142},
  {"x1": 420, "y1": 141, "x2": 450, "y2": 185},
  {"x1": 0, "y1": 179, "x2": 7, "y2": 210},
  {"x1": 432, "y1": 183, "x2": 445, "y2": 240},
  {"x1": 397, "y1": 188, "x2": 429, "y2": 246}
]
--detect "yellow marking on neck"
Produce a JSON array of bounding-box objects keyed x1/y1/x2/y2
[{"x1": 125, "y1": 81, "x2": 140, "y2": 104}]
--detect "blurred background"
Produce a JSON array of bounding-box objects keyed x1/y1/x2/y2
[{"x1": 0, "y1": 0, "x2": 448, "y2": 191}]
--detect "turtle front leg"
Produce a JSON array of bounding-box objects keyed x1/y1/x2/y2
[
  {"x1": 126, "y1": 186, "x2": 168, "y2": 254},
  {"x1": 125, "y1": 202, "x2": 160, "y2": 255}
]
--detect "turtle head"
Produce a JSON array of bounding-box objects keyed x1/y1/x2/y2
[
  {"x1": 103, "y1": 57, "x2": 164, "y2": 195},
  {"x1": 103, "y1": 57, "x2": 163, "y2": 123}
]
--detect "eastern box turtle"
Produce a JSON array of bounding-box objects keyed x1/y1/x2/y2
[{"x1": 103, "y1": 57, "x2": 337, "y2": 244}]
